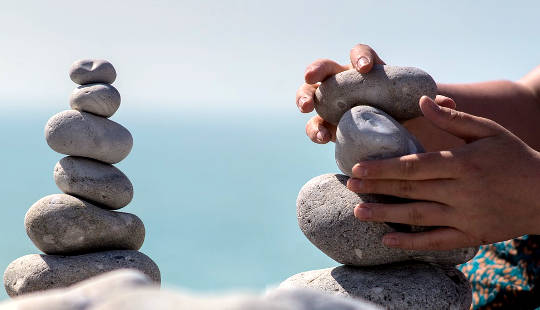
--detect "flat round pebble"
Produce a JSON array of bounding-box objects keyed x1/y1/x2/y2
[
  {"x1": 297, "y1": 174, "x2": 478, "y2": 266},
  {"x1": 54, "y1": 156, "x2": 133, "y2": 210},
  {"x1": 314, "y1": 65, "x2": 437, "y2": 125},
  {"x1": 335, "y1": 106, "x2": 424, "y2": 176},
  {"x1": 25, "y1": 194, "x2": 144, "y2": 255},
  {"x1": 279, "y1": 263, "x2": 471, "y2": 310},
  {"x1": 69, "y1": 59, "x2": 116, "y2": 85},
  {"x1": 3, "y1": 250, "x2": 160, "y2": 297},
  {"x1": 45, "y1": 110, "x2": 133, "y2": 164},
  {"x1": 70, "y1": 83, "x2": 121, "y2": 118}
]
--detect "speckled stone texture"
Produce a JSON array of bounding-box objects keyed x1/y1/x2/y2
[
  {"x1": 297, "y1": 174, "x2": 478, "y2": 266},
  {"x1": 45, "y1": 110, "x2": 133, "y2": 164},
  {"x1": 3, "y1": 251, "x2": 160, "y2": 297},
  {"x1": 70, "y1": 83, "x2": 121, "y2": 118},
  {"x1": 335, "y1": 106, "x2": 424, "y2": 176},
  {"x1": 25, "y1": 194, "x2": 144, "y2": 255},
  {"x1": 279, "y1": 263, "x2": 471, "y2": 310},
  {"x1": 54, "y1": 156, "x2": 133, "y2": 210},
  {"x1": 69, "y1": 59, "x2": 116, "y2": 85},
  {"x1": 314, "y1": 65, "x2": 437, "y2": 125}
]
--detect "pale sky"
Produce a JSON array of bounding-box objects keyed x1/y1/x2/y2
[{"x1": 1, "y1": 0, "x2": 538, "y2": 114}]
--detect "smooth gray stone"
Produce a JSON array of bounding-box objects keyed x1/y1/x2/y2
[
  {"x1": 69, "y1": 59, "x2": 116, "y2": 85},
  {"x1": 279, "y1": 263, "x2": 471, "y2": 310},
  {"x1": 0, "y1": 269, "x2": 155, "y2": 310},
  {"x1": 335, "y1": 106, "x2": 424, "y2": 176},
  {"x1": 314, "y1": 65, "x2": 437, "y2": 125},
  {"x1": 3, "y1": 250, "x2": 160, "y2": 297},
  {"x1": 297, "y1": 174, "x2": 478, "y2": 266},
  {"x1": 54, "y1": 156, "x2": 134, "y2": 210},
  {"x1": 25, "y1": 194, "x2": 144, "y2": 255},
  {"x1": 45, "y1": 110, "x2": 133, "y2": 164},
  {"x1": 70, "y1": 83, "x2": 121, "y2": 118}
]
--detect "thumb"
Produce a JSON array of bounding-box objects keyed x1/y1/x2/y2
[{"x1": 419, "y1": 96, "x2": 501, "y2": 142}]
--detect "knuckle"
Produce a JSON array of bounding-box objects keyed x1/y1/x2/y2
[
  {"x1": 399, "y1": 158, "x2": 417, "y2": 177},
  {"x1": 426, "y1": 237, "x2": 443, "y2": 250},
  {"x1": 407, "y1": 205, "x2": 423, "y2": 226},
  {"x1": 396, "y1": 180, "x2": 413, "y2": 198}
]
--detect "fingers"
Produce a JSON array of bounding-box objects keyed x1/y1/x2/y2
[
  {"x1": 347, "y1": 178, "x2": 453, "y2": 201},
  {"x1": 381, "y1": 227, "x2": 472, "y2": 251},
  {"x1": 420, "y1": 96, "x2": 503, "y2": 142},
  {"x1": 304, "y1": 59, "x2": 350, "y2": 85},
  {"x1": 306, "y1": 115, "x2": 337, "y2": 144},
  {"x1": 349, "y1": 44, "x2": 386, "y2": 73},
  {"x1": 354, "y1": 201, "x2": 452, "y2": 227},
  {"x1": 296, "y1": 83, "x2": 318, "y2": 113},
  {"x1": 434, "y1": 95, "x2": 456, "y2": 109},
  {"x1": 351, "y1": 151, "x2": 459, "y2": 180}
]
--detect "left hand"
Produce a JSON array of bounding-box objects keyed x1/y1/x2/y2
[{"x1": 347, "y1": 96, "x2": 540, "y2": 250}]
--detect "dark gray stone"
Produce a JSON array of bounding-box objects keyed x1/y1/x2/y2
[
  {"x1": 3, "y1": 250, "x2": 160, "y2": 297},
  {"x1": 54, "y1": 156, "x2": 133, "y2": 210},
  {"x1": 25, "y1": 194, "x2": 144, "y2": 255},
  {"x1": 70, "y1": 83, "x2": 121, "y2": 118},
  {"x1": 69, "y1": 59, "x2": 116, "y2": 85},
  {"x1": 279, "y1": 263, "x2": 471, "y2": 310},
  {"x1": 314, "y1": 65, "x2": 437, "y2": 125},
  {"x1": 335, "y1": 106, "x2": 424, "y2": 176},
  {"x1": 297, "y1": 174, "x2": 478, "y2": 266},
  {"x1": 45, "y1": 110, "x2": 133, "y2": 164}
]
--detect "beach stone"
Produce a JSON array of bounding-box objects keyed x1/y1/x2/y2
[
  {"x1": 70, "y1": 83, "x2": 121, "y2": 118},
  {"x1": 45, "y1": 110, "x2": 133, "y2": 164},
  {"x1": 0, "y1": 269, "x2": 155, "y2": 310},
  {"x1": 54, "y1": 156, "x2": 133, "y2": 210},
  {"x1": 25, "y1": 194, "x2": 144, "y2": 255},
  {"x1": 314, "y1": 65, "x2": 437, "y2": 125},
  {"x1": 335, "y1": 106, "x2": 424, "y2": 176},
  {"x1": 69, "y1": 59, "x2": 116, "y2": 85},
  {"x1": 297, "y1": 174, "x2": 478, "y2": 266},
  {"x1": 3, "y1": 250, "x2": 160, "y2": 297},
  {"x1": 279, "y1": 263, "x2": 471, "y2": 310}
]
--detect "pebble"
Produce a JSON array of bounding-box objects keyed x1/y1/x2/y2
[
  {"x1": 3, "y1": 250, "x2": 160, "y2": 297},
  {"x1": 335, "y1": 106, "x2": 424, "y2": 176},
  {"x1": 297, "y1": 174, "x2": 478, "y2": 266},
  {"x1": 314, "y1": 65, "x2": 437, "y2": 125},
  {"x1": 25, "y1": 194, "x2": 144, "y2": 255},
  {"x1": 54, "y1": 156, "x2": 133, "y2": 210},
  {"x1": 69, "y1": 59, "x2": 116, "y2": 85},
  {"x1": 279, "y1": 262, "x2": 471, "y2": 310},
  {"x1": 45, "y1": 110, "x2": 133, "y2": 164},
  {"x1": 70, "y1": 83, "x2": 121, "y2": 118}
]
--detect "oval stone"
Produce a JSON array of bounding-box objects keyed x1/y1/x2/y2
[
  {"x1": 279, "y1": 263, "x2": 471, "y2": 310},
  {"x1": 3, "y1": 250, "x2": 160, "y2": 297},
  {"x1": 69, "y1": 59, "x2": 117, "y2": 85},
  {"x1": 54, "y1": 156, "x2": 134, "y2": 210},
  {"x1": 70, "y1": 83, "x2": 121, "y2": 118},
  {"x1": 45, "y1": 110, "x2": 133, "y2": 164},
  {"x1": 314, "y1": 65, "x2": 437, "y2": 125},
  {"x1": 335, "y1": 106, "x2": 424, "y2": 176},
  {"x1": 25, "y1": 194, "x2": 145, "y2": 255},
  {"x1": 297, "y1": 174, "x2": 478, "y2": 266}
]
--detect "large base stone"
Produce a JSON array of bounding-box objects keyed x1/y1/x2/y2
[{"x1": 279, "y1": 262, "x2": 471, "y2": 310}]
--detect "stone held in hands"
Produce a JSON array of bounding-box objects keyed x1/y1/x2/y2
[
  {"x1": 297, "y1": 174, "x2": 478, "y2": 266},
  {"x1": 335, "y1": 105, "x2": 424, "y2": 176},
  {"x1": 70, "y1": 83, "x2": 121, "y2": 118},
  {"x1": 25, "y1": 194, "x2": 144, "y2": 255},
  {"x1": 279, "y1": 262, "x2": 471, "y2": 310},
  {"x1": 54, "y1": 156, "x2": 134, "y2": 210},
  {"x1": 314, "y1": 65, "x2": 437, "y2": 125},
  {"x1": 69, "y1": 59, "x2": 117, "y2": 85},
  {"x1": 45, "y1": 110, "x2": 133, "y2": 164},
  {"x1": 3, "y1": 250, "x2": 160, "y2": 297}
]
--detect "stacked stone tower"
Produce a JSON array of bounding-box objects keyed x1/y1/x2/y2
[
  {"x1": 4, "y1": 59, "x2": 160, "y2": 297},
  {"x1": 281, "y1": 66, "x2": 478, "y2": 309}
]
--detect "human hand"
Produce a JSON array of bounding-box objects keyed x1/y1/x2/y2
[{"x1": 347, "y1": 95, "x2": 540, "y2": 250}]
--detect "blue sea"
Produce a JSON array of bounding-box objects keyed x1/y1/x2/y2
[{"x1": 0, "y1": 105, "x2": 340, "y2": 300}]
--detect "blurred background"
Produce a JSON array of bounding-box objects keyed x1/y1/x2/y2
[{"x1": 0, "y1": 0, "x2": 538, "y2": 300}]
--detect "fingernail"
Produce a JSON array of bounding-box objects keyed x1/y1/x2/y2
[
  {"x1": 298, "y1": 96, "x2": 309, "y2": 109},
  {"x1": 348, "y1": 178, "x2": 363, "y2": 190},
  {"x1": 356, "y1": 56, "x2": 369, "y2": 69},
  {"x1": 355, "y1": 206, "x2": 372, "y2": 220},
  {"x1": 354, "y1": 165, "x2": 368, "y2": 177},
  {"x1": 383, "y1": 236, "x2": 400, "y2": 247},
  {"x1": 424, "y1": 96, "x2": 440, "y2": 111},
  {"x1": 316, "y1": 131, "x2": 325, "y2": 142}
]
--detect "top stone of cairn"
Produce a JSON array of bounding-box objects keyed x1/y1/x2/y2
[{"x1": 69, "y1": 59, "x2": 117, "y2": 85}]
